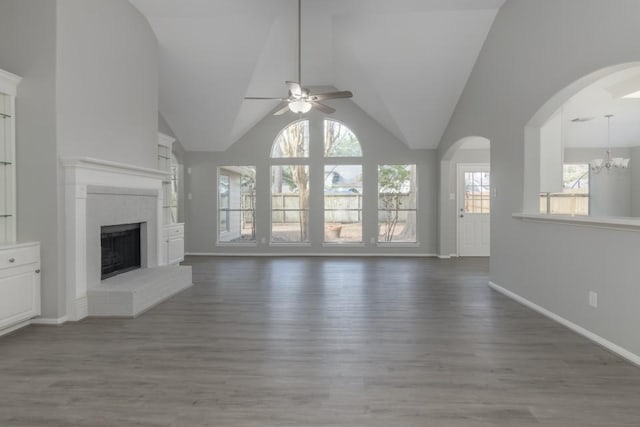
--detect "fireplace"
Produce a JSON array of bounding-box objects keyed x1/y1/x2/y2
[{"x1": 101, "y1": 223, "x2": 142, "y2": 280}]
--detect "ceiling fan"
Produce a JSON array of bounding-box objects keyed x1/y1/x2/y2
[{"x1": 244, "y1": 0, "x2": 353, "y2": 115}]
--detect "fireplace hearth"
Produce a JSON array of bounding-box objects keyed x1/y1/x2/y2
[{"x1": 101, "y1": 223, "x2": 142, "y2": 280}]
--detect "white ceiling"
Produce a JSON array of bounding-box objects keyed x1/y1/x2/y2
[
  {"x1": 129, "y1": 0, "x2": 505, "y2": 151},
  {"x1": 564, "y1": 66, "x2": 640, "y2": 149}
]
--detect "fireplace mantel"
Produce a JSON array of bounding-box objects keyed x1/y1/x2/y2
[{"x1": 62, "y1": 157, "x2": 167, "y2": 321}]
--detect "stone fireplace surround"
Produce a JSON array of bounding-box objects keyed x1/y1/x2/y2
[{"x1": 63, "y1": 158, "x2": 191, "y2": 321}]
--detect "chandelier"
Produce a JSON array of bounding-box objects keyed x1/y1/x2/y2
[{"x1": 590, "y1": 115, "x2": 630, "y2": 174}]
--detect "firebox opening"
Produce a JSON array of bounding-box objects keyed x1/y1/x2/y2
[{"x1": 101, "y1": 223, "x2": 142, "y2": 280}]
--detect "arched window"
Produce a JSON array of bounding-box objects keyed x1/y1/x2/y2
[
  {"x1": 268, "y1": 119, "x2": 364, "y2": 244},
  {"x1": 323, "y1": 120, "x2": 363, "y2": 243},
  {"x1": 324, "y1": 119, "x2": 363, "y2": 157},
  {"x1": 271, "y1": 119, "x2": 309, "y2": 158},
  {"x1": 270, "y1": 120, "x2": 310, "y2": 242}
]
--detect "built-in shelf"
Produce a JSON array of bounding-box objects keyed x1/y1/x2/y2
[
  {"x1": 0, "y1": 69, "x2": 21, "y2": 243},
  {"x1": 158, "y1": 133, "x2": 176, "y2": 226}
]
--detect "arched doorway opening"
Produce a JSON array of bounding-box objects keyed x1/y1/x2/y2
[{"x1": 439, "y1": 136, "x2": 491, "y2": 257}]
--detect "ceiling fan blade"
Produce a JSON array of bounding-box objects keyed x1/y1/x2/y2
[
  {"x1": 245, "y1": 97, "x2": 286, "y2": 100},
  {"x1": 286, "y1": 81, "x2": 303, "y2": 97},
  {"x1": 272, "y1": 101, "x2": 291, "y2": 116},
  {"x1": 311, "y1": 101, "x2": 335, "y2": 114},
  {"x1": 310, "y1": 91, "x2": 353, "y2": 101}
]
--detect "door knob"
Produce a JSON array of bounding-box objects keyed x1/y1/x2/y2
[
  {"x1": 459, "y1": 214, "x2": 464, "y2": 218},
  {"x1": 35, "y1": 269, "x2": 41, "y2": 274},
  {"x1": 8, "y1": 257, "x2": 15, "y2": 263}
]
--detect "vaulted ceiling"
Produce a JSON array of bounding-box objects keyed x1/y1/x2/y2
[{"x1": 129, "y1": 0, "x2": 505, "y2": 151}]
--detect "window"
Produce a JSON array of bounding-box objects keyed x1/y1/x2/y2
[
  {"x1": 540, "y1": 164, "x2": 589, "y2": 215},
  {"x1": 324, "y1": 119, "x2": 363, "y2": 157},
  {"x1": 463, "y1": 171, "x2": 490, "y2": 214},
  {"x1": 271, "y1": 120, "x2": 309, "y2": 158},
  {"x1": 219, "y1": 174, "x2": 230, "y2": 233},
  {"x1": 378, "y1": 164, "x2": 417, "y2": 243},
  {"x1": 324, "y1": 165, "x2": 363, "y2": 243},
  {"x1": 218, "y1": 167, "x2": 256, "y2": 243},
  {"x1": 269, "y1": 119, "x2": 364, "y2": 245},
  {"x1": 271, "y1": 165, "x2": 309, "y2": 243}
]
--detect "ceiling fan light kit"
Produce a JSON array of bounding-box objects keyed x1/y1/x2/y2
[
  {"x1": 244, "y1": 0, "x2": 353, "y2": 115},
  {"x1": 289, "y1": 99, "x2": 312, "y2": 114}
]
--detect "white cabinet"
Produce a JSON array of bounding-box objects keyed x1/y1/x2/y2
[
  {"x1": 0, "y1": 242, "x2": 41, "y2": 333},
  {"x1": 164, "y1": 223, "x2": 184, "y2": 265}
]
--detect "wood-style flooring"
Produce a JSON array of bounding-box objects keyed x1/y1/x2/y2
[{"x1": 1, "y1": 257, "x2": 639, "y2": 426}]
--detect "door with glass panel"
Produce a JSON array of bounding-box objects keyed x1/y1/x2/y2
[{"x1": 457, "y1": 164, "x2": 490, "y2": 256}]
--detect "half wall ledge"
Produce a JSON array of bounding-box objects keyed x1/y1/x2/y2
[{"x1": 513, "y1": 213, "x2": 640, "y2": 232}]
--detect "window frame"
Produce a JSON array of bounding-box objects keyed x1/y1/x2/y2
[
  {"x1": 323, "y1": 164, "x2": 364, "y2": 244},
  {"x1": 540, "y1": 163, "x2": 590, "y2": 216},
  {"x1": 270, "y1": 119, "x2": 310, "y2": 159},
  {"x1": 270, "y1": 163, "x2": 311, "y2": 245},
  {"x1": 217, "y1": 167, "x2": 257, "y2": 245},
  {"x1": 324, "y1": 118, "x2": 364, "y2": 158},
  {"x1": 377, "y1": 164, "x2": 418, "y2": 244}
]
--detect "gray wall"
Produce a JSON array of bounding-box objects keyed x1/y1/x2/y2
[
  {"x1": 184, "y1": 101, "x2": 438, "y2": 255},
  {"x1": 564, "y1": 147, "x2": 632, "y2": 217},
  {"x1": 54, "y1": 0, "x2": 159, "y2": 319},
  {"x1": 439, "y1": 0, "x2": 640, "y2": 356},
  {"x1": 159, "y1": 112, "x2": 176, "y2": 139},
  {"x1": 632, "y1": 146, "x2": 640, "y2": 217},
  {"x1": 56, "y1": 0, "x2": 159, "y2": 170},
  {"x1": 0, "y1": 0, "x2": 63, "y2": 318}
]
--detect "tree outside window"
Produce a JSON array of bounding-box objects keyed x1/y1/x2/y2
[{"x1": 378, "y1": 164, "x2": 417, "y2": 243}]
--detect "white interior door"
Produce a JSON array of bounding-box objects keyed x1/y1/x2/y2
[{"x1": 458, "y1": 164, "x2": 490, "y2": 257}]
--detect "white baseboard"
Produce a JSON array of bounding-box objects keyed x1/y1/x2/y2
[
  {"x1": 73, "y1": 296, "x2": 89, "y2": 321},
  {"x1": 489, "y1": 281, "x2": 640, "y2": 367},
  {"x1": 0, "y1": 319, "x2": 32, "y2": 337},
  {"x1": 31, "y1": 316, "x2": 68, "y2": 326},
  {"x1": 186, "y1": 252, "x2": 438, "y2": 258},
  {"x1": 438, "y1": 254, "x2": 458, "y2": 259}
]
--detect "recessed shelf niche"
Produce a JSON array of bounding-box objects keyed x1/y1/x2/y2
[{"x1": 0, "y1": 69, "x2": 22, "y2": 243}]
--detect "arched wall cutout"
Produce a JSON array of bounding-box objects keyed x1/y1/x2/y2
[
  {"x1": 442, "y1": 136, "x2": 491, "y2": 161},
  {"x1": 522, "y1": 62, "x2": 640, "y2": 213},
  {"x1": 526, "y1": 62, "x2": 640, "y2": 129}
]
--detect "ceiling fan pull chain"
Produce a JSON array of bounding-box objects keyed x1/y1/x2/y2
[
  {"x1": 298, "y1": 0, "x2": 302, "y2": 85},
  {"x1": 244, "y1": 0, "x2": 353, "y2": 115}
]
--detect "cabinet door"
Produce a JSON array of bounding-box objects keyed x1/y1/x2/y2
[
  {"x1": 0, "y1": 264, "x2": 40, "y2": 330},
  {"x1": 167, "y1": 237, "x2": 184, "y2": 264}
]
